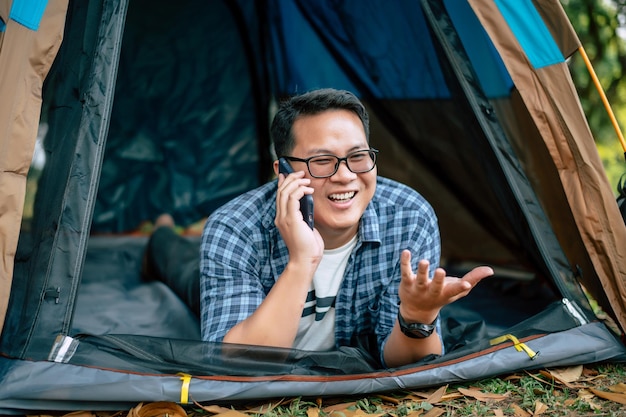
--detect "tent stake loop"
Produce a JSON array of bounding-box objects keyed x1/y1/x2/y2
[{"x1": 490, "y1": 334, "x2": 539, "y2": 360}]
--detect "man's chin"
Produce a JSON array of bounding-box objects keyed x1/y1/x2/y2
[{"x1": 317, "y1": 217, "x2": 360, "y2": 235}]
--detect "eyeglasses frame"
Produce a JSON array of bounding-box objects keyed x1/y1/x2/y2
[{"x1": 281, "y1": 148, "x2": 379, "y2": 179}]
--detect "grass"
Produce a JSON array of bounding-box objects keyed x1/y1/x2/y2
[
  {"x1": 223, "y1": 362, "x2": 626, "y2": 417},
  {"x1": 65, "y1": 362, "x2": 621, "y2": 417}
]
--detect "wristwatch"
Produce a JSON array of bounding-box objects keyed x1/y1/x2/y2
[{"x1": 397, "y1": 310, "x2": 437, "y2": 339}]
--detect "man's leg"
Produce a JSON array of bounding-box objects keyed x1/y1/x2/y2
[{"x1": 142, "y1": 215, "x2": 201, "y2": 316}]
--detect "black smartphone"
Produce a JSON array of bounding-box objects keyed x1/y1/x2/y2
[{"x1": 278, "y1": 157, "x2": 314, "y2": 229}]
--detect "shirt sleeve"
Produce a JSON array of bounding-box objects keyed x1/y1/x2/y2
[
  {"x1": 198, "y1": 214, "x2": 266, "y2": 342},
  {"x1": 377, "y1": 200, "x2": 443, "y2": 366}
]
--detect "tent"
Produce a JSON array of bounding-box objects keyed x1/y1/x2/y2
[{"x1": 1, "y1": 0, "x2": 625, "y2": 412}]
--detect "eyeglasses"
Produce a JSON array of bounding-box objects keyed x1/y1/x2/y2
[{"x1": 282, "y1": 148, "x2": 379, "y2": 178}]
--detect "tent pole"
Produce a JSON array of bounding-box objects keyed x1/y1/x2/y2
[{"x1": 578, "y1": 46, "x2": 626, "y2": 161}]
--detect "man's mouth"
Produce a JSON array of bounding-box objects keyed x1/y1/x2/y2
[{"x1": 328, "y1": 191, "x2": 356, "y2": 203}]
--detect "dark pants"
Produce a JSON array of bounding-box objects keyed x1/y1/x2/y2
[{"x1": 144, "y1": 227, "x2": 201, "y2": 316}]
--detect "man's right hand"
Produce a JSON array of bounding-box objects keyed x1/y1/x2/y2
[
  {"x1": 222, "y1": 172, "x2": 323, "y2": 348},
  {"x1": 275, "y1": 170, "x2": 324, "y2": 268}
]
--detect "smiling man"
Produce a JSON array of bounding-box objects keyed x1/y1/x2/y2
[{"x1": 197, "y1": 88, "x2": 493, "y2": 368}]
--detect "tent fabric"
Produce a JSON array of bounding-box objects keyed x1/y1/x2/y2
[
  {"x1": 0, "y1": 0, "x2": 68, "y2": 335},
  {"x1": 1, "y1": 0, "x2": 127, "y2": 360},
  {"x1": 1, "y1": 0, "x2": 626, "y2": 412},
  {"x1": 91, "y1": 0, "x2": 264, "y2": 232},
  {"x1": 470, "y1": 0, "x2": 626, "y2": 336},
  {"x1": 494, "y1": 0, "x2": 565, "y2": 69},
  {"x1": 531, "y1": 0, "x2": 581, "y2": 58},
  {"x1": 9, "y1": 0, "x2": 48, "y2": 30},
  {"x1": 274, "y1": 0, "x2": 513, "y2": 100},
  {"x1": 0, "y1": 322, "x2": 623, "y2": 412},
  {"x1": 51, "y1": 232, "x2": 559, "y2": 373}
]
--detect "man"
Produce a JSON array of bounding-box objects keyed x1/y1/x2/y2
[{"x1": 191, "y1": 88, "x2": 493, "y2": 368}]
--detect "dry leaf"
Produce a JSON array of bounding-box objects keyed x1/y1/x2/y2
[
  {"x1": 194, "y1": 404, "x2": 233, "y2": 414},
  {"x1": 589, "y1": 387, "x2": 626, "y2": 405},
  {"x1": 577, "y1": 388, "x2": 595, "y2": 401},
  {"x1": 533, "y1": 400, "x2": 548, "y2": 415},
  {"x1": 408, "y1": 391, "x2": 430, "y2": 399},
  {"x1": 306, "y1": 407, "x2": 320, "y2": 417},
  {"x1": 537, "y1": 370, "x2": 583, "y2": 389},
  {"x1": 213, "y1": 411, "x2": 250, "y2": 417},
  {"x1": 577, "y1": 389, "x2": 603, "y2": 410},
  {"x1": 608, "y1": 382, "x2": 626, "y2": 393},
  {"x1": 375, "y1": 394, "x2": 402, "y2": 404},
  {"x1": 582, "y1": 366, "x2": 598, "y2": 376},
  {"x1": 128, "y1": 402, "x2": 188, "y2": 417},
  {"x1": 323, "y1": 401, "x2": 358, "y2": 413},
  {"x1": 547, "y1": 365, "x2": 583, "y2": 383},
  {"x1": 457, "y1": 387, "x2": 509, "y2": 402},
  {"x1": 580, "y1": 367, "x2": 606, "y2": 382},
  {"x1": 493, "y1": 409, "x2": 505, "y2": 417},
  {"x1": 509, "y1": 403, "x2": 531, "y2": 417},
  {"x1": 423, "y1": 385, "x2": 447, "y2": 404},
  {"x1": 422, "y1": 407, "x2": 445, "y2": 417},
  {"x1": 404, "y1": 388, "x2": 447, "y2": 405}
]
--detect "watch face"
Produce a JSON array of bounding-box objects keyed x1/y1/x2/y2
[
  {"x1": 398, "y1": 310, "x2": 436, "y2": 339},
  {"x1": 401, "y1": 323, "x2": 435, "y2": 339}
]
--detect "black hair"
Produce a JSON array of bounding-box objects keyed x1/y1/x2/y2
[{"x1": 271, "y1": 88, "x2": 370, "y2": 158}]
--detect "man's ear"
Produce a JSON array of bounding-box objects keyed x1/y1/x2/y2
[{"x1": 272, "y1": 160, "x2": 280, "y2": 178}]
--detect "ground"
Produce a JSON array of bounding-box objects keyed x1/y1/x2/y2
[{"x1": 33, "y1": 362, "x2": 626, "y2": 417}]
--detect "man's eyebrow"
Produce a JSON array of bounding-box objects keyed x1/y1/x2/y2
[{"x1": 305, "y1": 146, "x2": 363, "y2": 156}]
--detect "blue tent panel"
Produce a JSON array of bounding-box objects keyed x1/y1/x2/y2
[
  {"x1": 274, "y1": 0, "x2": 450, "y2": 99},
  {"x1": 495, "y1": 0, "x2": 565, "y2": 68},
  {"x1": 9, "y1": 0, "x2": 48, "y2": 30},
  {"x1": 446, "y1": 0, "x2": 513, "y2": 97},
  {"x1": 273, "y1": 0, "x2": 513, "y2": 99},
  {"x1": 269, "y1": 0, "x2": 358, "y2": 96}
]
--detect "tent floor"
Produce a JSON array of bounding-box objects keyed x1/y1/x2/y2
[{"x1": 72, "y1": 235, "x2": 559, "y2": 346}]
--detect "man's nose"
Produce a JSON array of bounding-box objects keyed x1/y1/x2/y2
[{"x1": 331, "y1": 160, "x2": 356, "y2": 179}]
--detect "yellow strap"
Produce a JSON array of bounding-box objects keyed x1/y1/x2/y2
[
  {"x1": 490, "y1": 334, "x2": 539, "y2": 360},
  {"x1": 177, "y1": 372, "x2": 192, "y2": 404},
  {"x1": 578, "y1": 46, "x2": 626, "y2": 154}
]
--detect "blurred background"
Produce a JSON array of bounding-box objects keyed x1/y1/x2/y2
[{"x1": 562, "y1": 0, "x2": 626, "y2": 191}]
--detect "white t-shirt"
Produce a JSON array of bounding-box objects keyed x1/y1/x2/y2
[{"x1": 293, "y1": 235, "x2": 358, "y2": 351}]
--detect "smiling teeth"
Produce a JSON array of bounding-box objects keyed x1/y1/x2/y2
[{"x1": 329, "y1": 191, "x2": 355, "y2": 202}]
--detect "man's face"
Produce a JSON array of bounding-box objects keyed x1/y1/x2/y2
[{"x1": 287, "y1": 109, "x2": 376, "y2": 248}]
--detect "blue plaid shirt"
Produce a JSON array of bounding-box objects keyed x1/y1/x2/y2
[{"x1": 199, "y1": 176, "x2": 441, "y2": 364}]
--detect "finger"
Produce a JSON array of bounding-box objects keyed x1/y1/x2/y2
[
  {"x1": 415, "y1": 259, "x2": 430, "y2": 286},
  {"x1": 277, "y1": 180, "x2": 313, "y2": 230},
  {"x1": 442, "y1": 282, "x2": 472, "y2": 303},
  {"x1": 400, "y1": 250, "x2": 414, "y2": 281},
  {"x1": 278, "y1": 174, "x2": 310, "y2": 202},
  {"x1": 443, "y1": 267, "x2": 493, "y2": 302},
  {"x1": 428, "y1": 267, "x2": 446, "y2": 295},
  {"x1": 461, "y1": 266, "x2": 494, "y2": 287}
]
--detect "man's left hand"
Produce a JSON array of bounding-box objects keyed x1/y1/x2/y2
[{"x1": 398, "y1": 249, "x2": 494, "y2": 323}]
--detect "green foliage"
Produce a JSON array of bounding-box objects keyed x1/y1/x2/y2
[
  {"x1": 562, "y1": 0, "x2": 626, "y2": 193},
  {"x1": 453, "y1": 400, "x2": 492, "y2": 416}
]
